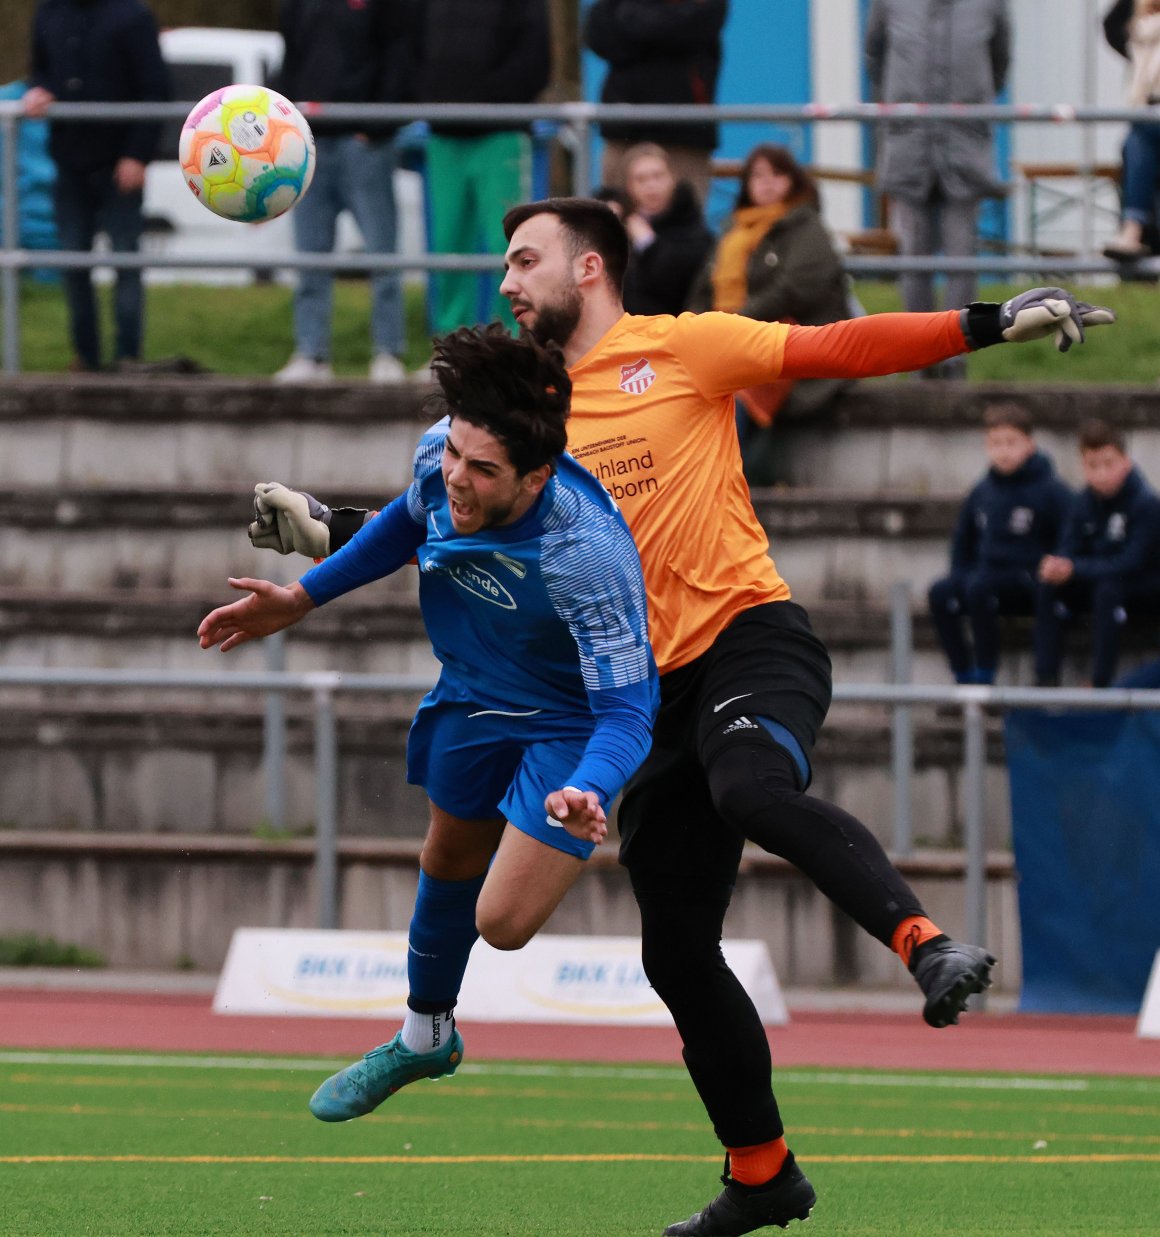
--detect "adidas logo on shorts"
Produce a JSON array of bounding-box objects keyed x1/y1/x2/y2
[{"x1": 721, "y1": 715, "x2": 760, "y2": 735}]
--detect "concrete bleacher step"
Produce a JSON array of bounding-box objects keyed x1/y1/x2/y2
[
  {"x1": 2, "y1": 586, "x2": 1152, "y2": 686},
  {"x1": 6, "y1": 374, "x2": 1160, "y2": 495},
  {"x1": 8, "y1": 376, "x2": 1089, "y2": 981},
  {"x1": 0, "y1": 695, "x2": 1011, "y2": 851},
  {"x1": 0, "y1": 484, "x2": 957, "y2": 600},
  {"x1": 774, "y1": 379, "x2": 1160, "y2": 492}
]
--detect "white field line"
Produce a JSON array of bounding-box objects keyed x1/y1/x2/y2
[{"x1": 1, "y1": 1051, "x2": 1158, "y2": 1093}]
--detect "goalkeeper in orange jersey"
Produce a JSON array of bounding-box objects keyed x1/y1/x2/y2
[{"x1": 254, "y1": 197, "x2": 1113, "y2": 1235}]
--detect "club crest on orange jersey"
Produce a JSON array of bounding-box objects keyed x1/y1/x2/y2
[{"x1": 619, "y1": 358, "x2": 657, "y2": 395}]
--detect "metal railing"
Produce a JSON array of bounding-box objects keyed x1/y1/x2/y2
[
  {"x1": 5, "y1": 99, "x2": 1160, "y2": 370},
  {"x1": 4, "y1": 661, "x2": 1160, "y2": 955}
]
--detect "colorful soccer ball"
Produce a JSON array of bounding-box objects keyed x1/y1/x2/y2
[{"x1": 179, "y1": 85, "x2": 315, "y2": 223}]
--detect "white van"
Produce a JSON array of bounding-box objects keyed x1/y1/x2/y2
[{"x1": 144, "y1": 27, "x2": 424, "y2": 285}]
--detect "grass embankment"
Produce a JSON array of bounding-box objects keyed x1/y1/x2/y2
[{"x1": 4, "y1": 279, "x2": 1157, "y2": 383}]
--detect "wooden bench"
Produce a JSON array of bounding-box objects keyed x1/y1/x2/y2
[{"x1": 1012, "y1": 161, "x2": 1122, "y2": 253}]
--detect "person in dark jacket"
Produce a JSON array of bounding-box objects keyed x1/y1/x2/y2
[
  {"x1": 865, "y1": 0, "x2": 1010, "y2": 363},
  {"x1": 617, "y1": 143, "x2": 713, "y2": 315},
  {"x1": 584, "y1": 0, "x2": 728, "y2": 205},
  {"x1": 1035, "y1": 419, "x2": 1160, "y2": 687},
  {"x1": 413, "y1": 0, "x2": 550, "y2": 335},
  {"x1": 23, "y1": 0, "x2": 170, "y2": 372},
  {"x1": 929, "y1": 403, "x2": 1072, "y2": 685},
  {"x1": 275, "y1": 0, "x2": 416, "y2": 384},
  {"x1": 687, "y1": 143, "x2": 852, "y2": 482}
]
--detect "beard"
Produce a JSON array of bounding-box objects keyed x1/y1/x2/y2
[{"x1": 526, "y1": 279, "x2": 583, "y2": 349}]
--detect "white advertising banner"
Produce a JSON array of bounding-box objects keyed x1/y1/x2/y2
[
  {"x1": 1137, "y1": 949, "x2": 1160, "y2": 1039},
  {"x1": 213, "y1": 928, "x2": 788, "y2": 1026}
]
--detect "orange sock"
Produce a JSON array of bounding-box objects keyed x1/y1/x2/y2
[
  {"x1": 891, "y1": 915, "x2": 943, "y2": 968},
  {"x1": 727, "y1": 1136, "x2": 788, "y2": 1186}
]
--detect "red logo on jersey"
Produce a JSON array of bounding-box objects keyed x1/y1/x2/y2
[{"x1": 619, "y1": 358, "x2": 656, "y2": 395}]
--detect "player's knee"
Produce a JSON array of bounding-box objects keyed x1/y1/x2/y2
[
  {"x1": 476, "y1": 908, "x2": 534, "y2": 952},
  {"x1": 420, "y1": 836, "x2": 491, "y2": 882},
  {"x1": 706, "y1": 742, "x2": 797, "y2": 829},
  {"x1": 641, "y1": 930, "x2": 712, "y2": 998},
  {"x1": 637, "y1": 888, "x2": 730, "y2": 999}
]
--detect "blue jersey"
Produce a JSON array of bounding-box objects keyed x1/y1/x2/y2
[{"x1": 299, "y1": 419, "x2": 659, "y2": 807}]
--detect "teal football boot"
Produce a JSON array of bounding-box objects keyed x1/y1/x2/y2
[{"x1": 309, "y1": 1029, "x2": 465, "y2": 1121}]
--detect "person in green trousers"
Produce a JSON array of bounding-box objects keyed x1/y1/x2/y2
[{"x1": 415, "y1": 0, "x2": 550, "y2": 334}]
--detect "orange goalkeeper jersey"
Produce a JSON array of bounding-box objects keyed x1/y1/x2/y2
[{"x1": 566, "y1": 309, "x2": 966, "y2": 673}]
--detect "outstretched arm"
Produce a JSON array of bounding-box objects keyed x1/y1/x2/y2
[
  {"x1": 779, "y1": 289, "x2": 1115, "y2": 380},
  {"x1": 780, "y1": 310, "x2": 966, "y2": 379},
  {"x1": 198, "y1": 578, "x2": 315, "y2": 653}
]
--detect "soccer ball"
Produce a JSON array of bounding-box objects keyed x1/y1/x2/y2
[{"x1": 179, "y1": 85, "x2": 315, "y2": 223}]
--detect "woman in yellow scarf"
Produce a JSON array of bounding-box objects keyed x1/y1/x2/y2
[{"x1": 690, "y1": 145, "x2": 852, "y2": 479}]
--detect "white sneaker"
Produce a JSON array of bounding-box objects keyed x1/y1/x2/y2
[
  {"x1": 274, "y1": 354, "x2": 334, "y2": 384},
  {"x1": 369, "y1": 352, "x2": 407, "y2": 384}
]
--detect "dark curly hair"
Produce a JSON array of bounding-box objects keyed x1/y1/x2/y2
[{"x1": 425, "y1": 324, "x2": 572, "y2": 476}]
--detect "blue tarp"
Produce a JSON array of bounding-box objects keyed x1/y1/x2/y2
[
  {"x1": 1005, "y1": 709, "x2": 1160, "y2": 1014},
  {"x1": 0, "y1": 79, "x2": 59, "y2": 261}
]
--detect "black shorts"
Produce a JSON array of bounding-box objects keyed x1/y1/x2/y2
[{"x1": 618, "y1": 600, "x2": 832, "y2": 889}]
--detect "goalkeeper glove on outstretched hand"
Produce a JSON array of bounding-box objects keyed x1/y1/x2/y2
[
  {"x1": 249, "y1": 482, "x2": 332, "y2": 557},
  {"x1": 961, "y1": 287, "x2": 1116, "y2": 352}
]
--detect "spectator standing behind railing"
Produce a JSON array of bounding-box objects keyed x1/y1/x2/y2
[
  {"x1": 1035, "y1": 419, "x2": 1160, "y2": 688},
  {"x1": 928, "y1": 403, "x2": 1072, "y2": 686},
  {"x1": 23, "y1": 0, "x2": 170, "y2": 374},
  {"x1": 1103, "y1": 0, "x2": 1160, "y2": 260},
  {"x1": 686, "y1": 144, "x2": 851, "y2": 483},
  {"x1": 413, "y1": 0, "x2": 550, "y2": 336},
  {"x1": 274, "y1": 0, "x2": 416, "y2": 385},
  {"x1": 865, "y1": 0, "x2": 1010, "y2": 378},
  {"x1": 583, "y1": 0, "x2": 727, "y2": 206},
  {"x1": 612, "y1": 143, "x2": 713, "y2": 315}
]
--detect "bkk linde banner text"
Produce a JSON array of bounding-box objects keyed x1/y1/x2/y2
[{"x1": 214, "y1": 929, "x2": 789, "y2": 1026}]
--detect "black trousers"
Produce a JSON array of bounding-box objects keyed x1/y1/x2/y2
[
  {"x1": 620, "y1": 602, "x2": 926, "y2": 1148},
  {"x1": 1035, "y1": 575, "x2": 1160, "y2": 687},
  {"x1": 928, "y1": 567, "x2": 1037, "y2": 676}
]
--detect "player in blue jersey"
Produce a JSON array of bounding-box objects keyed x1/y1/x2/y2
[{"x1": 197, "y1": 325, "x2": 658, "y2": 1119}]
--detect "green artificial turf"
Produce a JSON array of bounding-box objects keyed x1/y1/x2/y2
[
  {"x1": 2, "y1": 276, "x2": 1158, "y2": 384},
  {"x1": 1, "y1": 1052, "x2": 1157, "y2": 1235}
]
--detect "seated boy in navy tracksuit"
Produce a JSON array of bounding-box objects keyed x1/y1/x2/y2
[
  {"x1": 929, "y1": 403, "x2": 1072, "y2": 684},
  {"x1": 1035, "y1": 419, "x2": 1160, "y2": 687}
]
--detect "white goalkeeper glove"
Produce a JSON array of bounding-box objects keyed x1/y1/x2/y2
[
  {"x1": 961, "y1": 287, "x2": 1116, "y2": 352},
  {"x1": 249, "y1": 482, "x2": 331, "y2": 557}
]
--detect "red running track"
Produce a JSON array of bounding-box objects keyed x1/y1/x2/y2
[{"x1": 1, "y1": 988, "x2": 1157, "y2": 1076}]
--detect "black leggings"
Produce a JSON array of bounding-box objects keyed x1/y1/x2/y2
[
  {"x1": 629, "y1": 736, "x2": 925, "y2": 1147},
  {"x1": 708, "y1": 739, "x2": 925, "y2": 947}
]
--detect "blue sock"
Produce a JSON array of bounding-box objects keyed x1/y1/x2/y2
[
  {"x1": 954, "y1": 668, "x2": 976, "y2": 685},
  {"x1": 974, "y1": 666, "x2": 996, "y2": 685},
  {"x1": 406, "y1": 870, "x2": 485, "y2": 1013}
]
